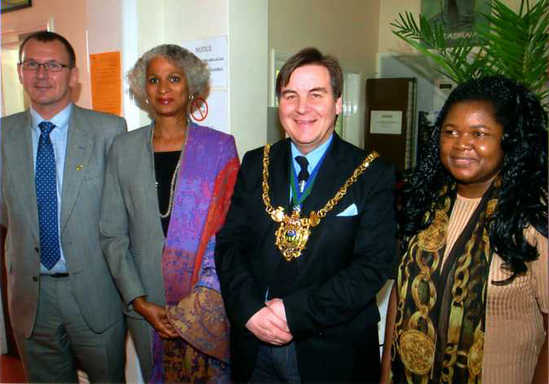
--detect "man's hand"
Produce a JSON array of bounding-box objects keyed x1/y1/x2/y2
[
  {"x1": 132, "y1": 296, "x2": 178, "y2": 339},
  {"x1": 245, "y1": 306, "x2": 293, "y2": 345},
  {"x1": 265, "y1": 298, "x2": 287, "y2": 323}
]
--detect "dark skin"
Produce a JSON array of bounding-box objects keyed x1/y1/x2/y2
[
  {"x1": 439, "y1": 100, "x2": 504, "y2": 198},
  {"x1": 131, "y1": 56, "x2": 191, "y2": 339},
  {"x1": 132, "y1": 296, "x2": 177, "y2": 338},
  {"x1": 381, "y1": 101, "x2": 547, "y2": 382}
]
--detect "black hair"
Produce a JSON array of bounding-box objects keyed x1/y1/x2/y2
[{"x1": 401, "y1": 75, "x2": 547, "y2": 279}]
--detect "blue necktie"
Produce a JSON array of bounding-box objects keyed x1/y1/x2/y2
[{"x1": 36, "y1": 121, "x2": 61, "y2": 270}]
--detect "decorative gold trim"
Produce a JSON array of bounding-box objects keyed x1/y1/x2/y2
[
  {"x1": 262, "y1": 144, "x2": 379, "y2": 261},
  {"x1": 399, "y1": 329, "x2": 436, "y2": 375}
]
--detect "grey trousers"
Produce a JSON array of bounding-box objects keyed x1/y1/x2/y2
[{"x1": 14, "y1": 275, "x2": 126, "y2": 383}]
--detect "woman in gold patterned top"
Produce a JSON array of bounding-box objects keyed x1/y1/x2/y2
[{"x1": 380, "y1": 76, "x2": 547, "y2": 384}]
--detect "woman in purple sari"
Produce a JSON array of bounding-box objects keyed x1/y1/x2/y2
[{"x1": 100, "y1": 44, "x2": 239, "y2": 383}]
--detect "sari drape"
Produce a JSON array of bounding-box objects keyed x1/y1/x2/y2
[{"x1": 150, "y1": 123, "x2": 239, "y2": 383}]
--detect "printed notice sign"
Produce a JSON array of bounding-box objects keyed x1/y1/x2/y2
[
  {"x1": 197, "y1": 90, "x2": 228, "y2": 133},
  {"x1": 182, "y1": 36, "x2": 227, "y2": 89},
  {"x1": 370, "y1": 110, "x2": 402, "y2": 135},
  {"x1": 90, "y1": 51, "x2": 122, "y2": 116}
]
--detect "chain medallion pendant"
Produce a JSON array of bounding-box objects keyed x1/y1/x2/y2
[{"x1": 261, "y1": 144, "x2": 379, "y2": 263}]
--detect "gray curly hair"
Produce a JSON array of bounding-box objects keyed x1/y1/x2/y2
[{"x1": 128, "y1": 44, "x2": 210, "y2": 113}]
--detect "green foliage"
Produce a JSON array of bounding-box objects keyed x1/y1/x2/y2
[{"x1": 391, "y1": 0, "x2": 548, "y2": 109}]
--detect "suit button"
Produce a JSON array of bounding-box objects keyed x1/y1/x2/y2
[
  {"x1": 34, "y1": 247, "x2": 39, "y2": 253},
  {"x1": 32, "y1": 276, "x2": 38, "y2": 282}
]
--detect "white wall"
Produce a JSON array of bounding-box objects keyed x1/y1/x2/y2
[
  {"x1": 229, "y1": 0, "x2": 269, "y2": 154},
  {"x1": 87, "y1": 0, "x2": 122, "y2": 53},
  {"x1": 165, "y1": 0, "x2": 228, "y2": 39}
]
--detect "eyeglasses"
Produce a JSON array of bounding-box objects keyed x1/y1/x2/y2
[{"x1": 19, "y1": 60, "x2": 71, "y2": 72}]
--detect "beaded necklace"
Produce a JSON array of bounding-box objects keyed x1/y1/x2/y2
[{"x1": 152, "y1": 123, "x2": 189, "y2": 218}]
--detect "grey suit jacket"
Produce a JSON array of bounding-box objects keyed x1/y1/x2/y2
[
  {"x1": 100, "y1": 124, "x2": 166, "y2": 315},
  {"x1": 99, "y1": 125, "x2": 168, "y2": 379},
  {"x1": 1, "y1": 105, "x2": 126, "y2": 337}
]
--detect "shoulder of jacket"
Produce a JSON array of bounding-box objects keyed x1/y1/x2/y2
[
  {"x1": 112, "y1": 125, "x2": 149, "y2": 147},
  {"x1": 73, "y1": 105, "x2": 125, "y2": 126},
  {"x1": 1, "y1": 111, "x2": 28, "y2": 129}
]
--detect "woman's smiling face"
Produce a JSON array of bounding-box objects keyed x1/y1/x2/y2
[
  {"x1": 145, "y1": 56, "x2": 189, "y2": 118},
  {"x1": 439, "y1": 100, "x2": 504, "y2": 198}
]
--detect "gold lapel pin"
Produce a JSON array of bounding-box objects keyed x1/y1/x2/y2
[{"x1": 76, "y1": 165, "x2": 84, "y2": 171}]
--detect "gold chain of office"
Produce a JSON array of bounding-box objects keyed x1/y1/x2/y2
[{"x1": 261, "y1": 144, "x2": 379, "y2": 262}]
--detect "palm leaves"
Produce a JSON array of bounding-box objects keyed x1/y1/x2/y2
[{"x1": 391, "y1": 0, "x2": 548, "y2": 108}]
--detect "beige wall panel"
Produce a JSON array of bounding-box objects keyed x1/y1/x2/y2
[{"x1": 269, "y1": 0, "x2": 380, "y2": 75}]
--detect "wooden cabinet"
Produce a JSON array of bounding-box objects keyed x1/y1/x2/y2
[{"x1": 364, "y1": 78, "x2": 417, "y2": 172}]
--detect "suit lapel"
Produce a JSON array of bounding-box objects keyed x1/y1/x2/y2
[
  {"x1": 142, "y1": 124, "x2": 165, "y2": 238},
  {"x1": 7, "y1": 111, "x2": 40, "y2": 242},
  {"x1": 60, "y1": 106, "x2": 94, "y2": 233},
  {"x1": 269, "y1": 139, "x2": 291, "y2": 211}
]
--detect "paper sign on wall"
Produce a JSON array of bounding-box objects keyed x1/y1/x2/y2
[
  {"x1": 90, "y1": 51, "x2": 122, "y2": 116},
  {"x1": 181, "y1": 36, "x2": 227, "y2": 89},
  {"x1": 370, "y1": 110, "x2": 402, "y2": 135}
]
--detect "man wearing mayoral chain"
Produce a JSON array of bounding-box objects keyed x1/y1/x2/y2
[{"x1": 215, "y1": 47, "x2": 396, "y2": 383}]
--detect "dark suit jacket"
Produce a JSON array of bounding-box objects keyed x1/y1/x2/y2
[
  {"x1": 1, "y1": 106, "x2": 126, "y2": 337},
  {"x1": 215, "y1": 134, "x2": 396, "y2": 382}
]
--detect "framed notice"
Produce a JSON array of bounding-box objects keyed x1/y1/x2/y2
[
  {"x1": 370, "y1": 110, "x2": 403, "y2": 135},
  {"x1": 365, "y1": 78, "x2": 417, "y2": 171}
]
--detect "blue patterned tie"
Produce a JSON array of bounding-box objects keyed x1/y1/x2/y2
[{"x1": 36, "y1": 121, "x2": 61, "y2": 269}]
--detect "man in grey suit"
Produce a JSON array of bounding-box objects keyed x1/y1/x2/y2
[{"x1": 0, "y1": 31, "x2": 126, "y2": 382}]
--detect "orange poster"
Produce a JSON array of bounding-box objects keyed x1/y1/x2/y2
[{"x1": 89, "y1": 51, "x2": 122, "y2": 116}]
